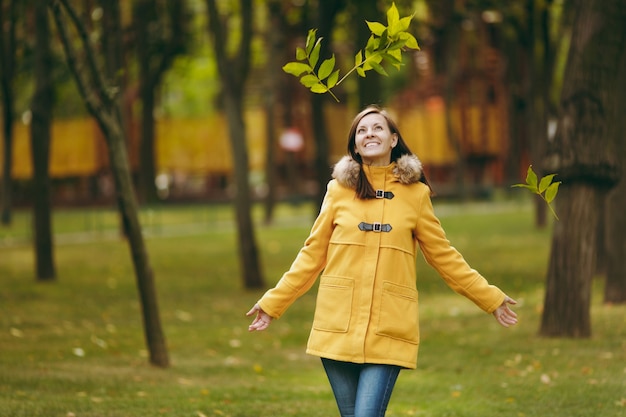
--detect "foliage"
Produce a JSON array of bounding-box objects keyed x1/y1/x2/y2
[
  {"x1": 1, "y1": 202, "x2": 625, "y2": 416},
  {"x1": 512, "y1": 165, "x2": 561, "y2": 220},
  {"x1": 282, "y1": 2, "x2": 419, "y2": 102}
]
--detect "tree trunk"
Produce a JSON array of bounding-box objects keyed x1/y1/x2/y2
[
  {"x1": 206, "y1": 0, "x2": 264, "y2": 289},
  {"x1": 225, "y1": 93, "x2": 264, "y2": 289},
  {"x1": 355, "y1": 0, "x2": 381, "y2": 108},
  {"x1": 106, "y1": 122, "x2": 169, "y2": 366},
  {"x1": 0, "y1": 0, "x2": 17, "y2": 226},
  {"x1": 540, "y1": 184, "x2": 599, "y2": 337},
  {"x1": 263, "y1": 0, "x2": 284, "y2": 224},
  {"x1": 605, "y1": 180, "x2": 626, "y2": 304},
  {"x1": 31, "y1": 0, "x2": 56, "y2": 281},
  {"x1": 139, "y1": 83, "x2": 158, "y2": 203},
  {"x1": 310, "y1": 0, "x2": 344, "y2": 211},
  {"x1": 603, "y1": 36, "x2": 626, "y2": 304},
  {"x1": 50, "y1": 0, "x2": 169, "y2": 367},
  {"x1": 135, "y1": 0, "x2": 186, "y2": 204},
  {"x1": 540, "y1": 0, "x2": 624, "y2": 337}
]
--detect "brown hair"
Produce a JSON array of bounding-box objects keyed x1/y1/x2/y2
[{"x1": 347, "y1": 105, "x2": 431, "y2": 199}]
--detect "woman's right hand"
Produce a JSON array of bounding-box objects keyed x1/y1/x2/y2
[{"x1": 246, "y1": 303, "x2": 273, "y2": 332}]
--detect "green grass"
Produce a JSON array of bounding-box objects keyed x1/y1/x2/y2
[{"x1": 0, "y1": 199, "x2": 624, "y2": 417}]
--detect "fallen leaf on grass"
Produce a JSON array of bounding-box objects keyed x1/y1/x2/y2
[
  {"x1": 9, "y1": 328, "x2": 24, "y2": 338},
  {"x1": 72, "y1": 348, "x2": 85, "y2": 357}
]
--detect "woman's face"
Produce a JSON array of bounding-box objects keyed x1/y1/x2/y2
[{"x1": 354, "y1": 113, "x2": 398, "y2": 166}]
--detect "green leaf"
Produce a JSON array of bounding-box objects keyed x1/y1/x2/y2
[
  {"x1": 399, "y1": 15, "x2": 413, "y2": 32},
  {"x1": 379, "y1": 29, "x2": 389, "y2": 48},
  {"x1": 525, "y1": 165, "x2": 538, "y2": 190},
  {"x1": 282, "y1": 62, "x2": 312, "y2": 77},
  {"x1": 387, "y1": 38, "x2": 407, "y2": 51},
  {"x1": 381, "y1": 51, "x2": 402, "y2": 66},
  {"x1": 399, "y1": 32, "x2": 420, "y2": 50},
  {"x1": 305, "y1": 29, "x2": 317, "y2": 55},
  {"x1": 310, "y1": 83, "x2": 328, "y2": 93},
  {"x1": 538, "y1": 174, "x2": 557, "y2": 193},
  {"x1": 370, "y1": 60, "x2": 388, "y2": 76},
  {"x1": 356, "y1": 66, "x2": 366, "y2": 77},
  {"x1": 318, "y1": 55, "x2": 335, "y2": 80},
  {"x1": 366, "y1": 21, "x2": 386, "y2": 36},
  {"x1": 299, "y1": 74, "x2": 319, "y2": 88},
  {"x1": 309, "y1": 38, "x2": 322, "y2": 69},
  {"x1": 387, "y1": 3, "x2": 400, "y2": 36},
  {"x1": 327, "y1": 69, "x2": 340, "y2": 88},
  {"x1": 365, "y1": 35, "x2": 379, "y2": 52},
  {"x1": 354, "y1": 51, "x2": 363, "y2": 66},
  {"x1": 545, "y1": 182, "x2": 561, "y2": 203},
  {"x1": 296, "y1": 47, "x2": 307, "y2": 61}
]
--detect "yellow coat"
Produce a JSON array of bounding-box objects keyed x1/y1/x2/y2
[{"x1": 258, "y1": 154, "x2": 506, "y2": 369}]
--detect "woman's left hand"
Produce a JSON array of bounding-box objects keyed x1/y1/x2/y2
[{"x1": 492, "y1": 296, "x2": 518, "y2": 327}]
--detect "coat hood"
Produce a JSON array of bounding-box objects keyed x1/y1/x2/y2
[{"x1": 332, "y1": 154, "x2": 423, "y2": 189}]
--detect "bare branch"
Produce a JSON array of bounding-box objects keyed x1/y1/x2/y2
[{"x1": 56, "y1": 0, "x2": 113, "y2": 107}]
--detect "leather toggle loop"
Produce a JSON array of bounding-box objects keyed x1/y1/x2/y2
[
  {"x1": 375, "y1": 189, "x2": 394, "y2": 199},
  {"x1": 358, "y1": 222, "x2": 392, "y2": 232}
]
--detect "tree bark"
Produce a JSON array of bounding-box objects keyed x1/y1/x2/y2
[
  {"x1": 206, "y1": 0, "x2": 264, "y2": 289},
  {"x1": 603, "y1": 36, "x2": 626, "y2": 304},
  {"x1": 50, "y1": 0, "x2": 169, "y2": 367},
  {"x1": 135, "y1": 0, "x2": 186, "y2": 204},
  {"x1": 0, "y1": 0, "x2": 17, "y2": 226},
  {"x1": 31, "y1": 0, "x2": 56, "y2": 281},
  {"x1": 354, "y1": 0, "x2": 381, "y2": 108},
  {"x1": 310, "y1": 0, "x2": 345, "y2": 212},
  {"x1": 540, "y1": 0, "x2": 624, "y2": 337}
]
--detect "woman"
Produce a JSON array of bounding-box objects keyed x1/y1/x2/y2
[{"x1": 247, "y1": 105, "x2": 517, "y2": 417}]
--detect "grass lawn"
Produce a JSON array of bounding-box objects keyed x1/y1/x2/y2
[{"x1": 0, "y1": 199, "x2": 624, "y2": 417}]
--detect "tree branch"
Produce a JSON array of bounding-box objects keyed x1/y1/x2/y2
[
  {"x1": 48, "y1": 0, "x2": 114, "y2": 134},
  {"x1": 56, "y1": 0, "x2": 113, "y2": 107}
]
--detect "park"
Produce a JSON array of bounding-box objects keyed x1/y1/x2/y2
[{"x1": 1, "y1": 0, "x2": 625, "y2": 416}]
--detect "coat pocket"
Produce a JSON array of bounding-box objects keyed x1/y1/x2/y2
[
  {"x1": 376, "y1": 281, "x2": 419, "y2": 344},
  {"x1": 312, "y1": 276, "x2": 354, "y2": 333}
]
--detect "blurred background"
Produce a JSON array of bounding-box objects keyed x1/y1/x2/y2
[{"x1": 0, "y1": 0, "x2": 572, "y2": 209}]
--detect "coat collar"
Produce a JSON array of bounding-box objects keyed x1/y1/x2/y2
[{"x1": 332, "y1": 154, "x2": 423, "y2": 189}]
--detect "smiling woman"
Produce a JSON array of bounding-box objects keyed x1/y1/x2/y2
[
  {"x1": 246, "y1": 105, "x2": 518, "y2": 416},
  {"x1": 354, "y1": 113, "x2": 398, "y2": 167}
]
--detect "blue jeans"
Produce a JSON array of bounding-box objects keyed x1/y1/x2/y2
[{"x1": 321, "y1": 358, "x2": 401, "y2": 417}]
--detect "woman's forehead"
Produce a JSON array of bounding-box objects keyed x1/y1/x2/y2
[{"x1": 357, "y1": 113, "x2": 387, "y2": 127}]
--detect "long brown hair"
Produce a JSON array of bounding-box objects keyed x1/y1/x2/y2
[{"x1": 347, "y1": 105, "x2": 431, "y2": 199}]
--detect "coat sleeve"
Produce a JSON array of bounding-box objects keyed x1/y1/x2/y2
[
  {"x1": 257, "y1": 181, "x2": 336, "y2": 319},
  {"x1": 414, "y1": 185, "x2": 505, "y2": 313}
]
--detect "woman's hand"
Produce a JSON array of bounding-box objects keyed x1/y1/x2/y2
[
  {"x1": 492, "y1": 296, "x2": 518, "y2": 327},
  {"x1": 246, "y1": 303, "x2": 273, "y2": 332}
]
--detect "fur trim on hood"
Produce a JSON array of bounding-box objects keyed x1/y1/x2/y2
[{"x1": 332, "y1": 154, "x2": 423, "y2": 189}]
